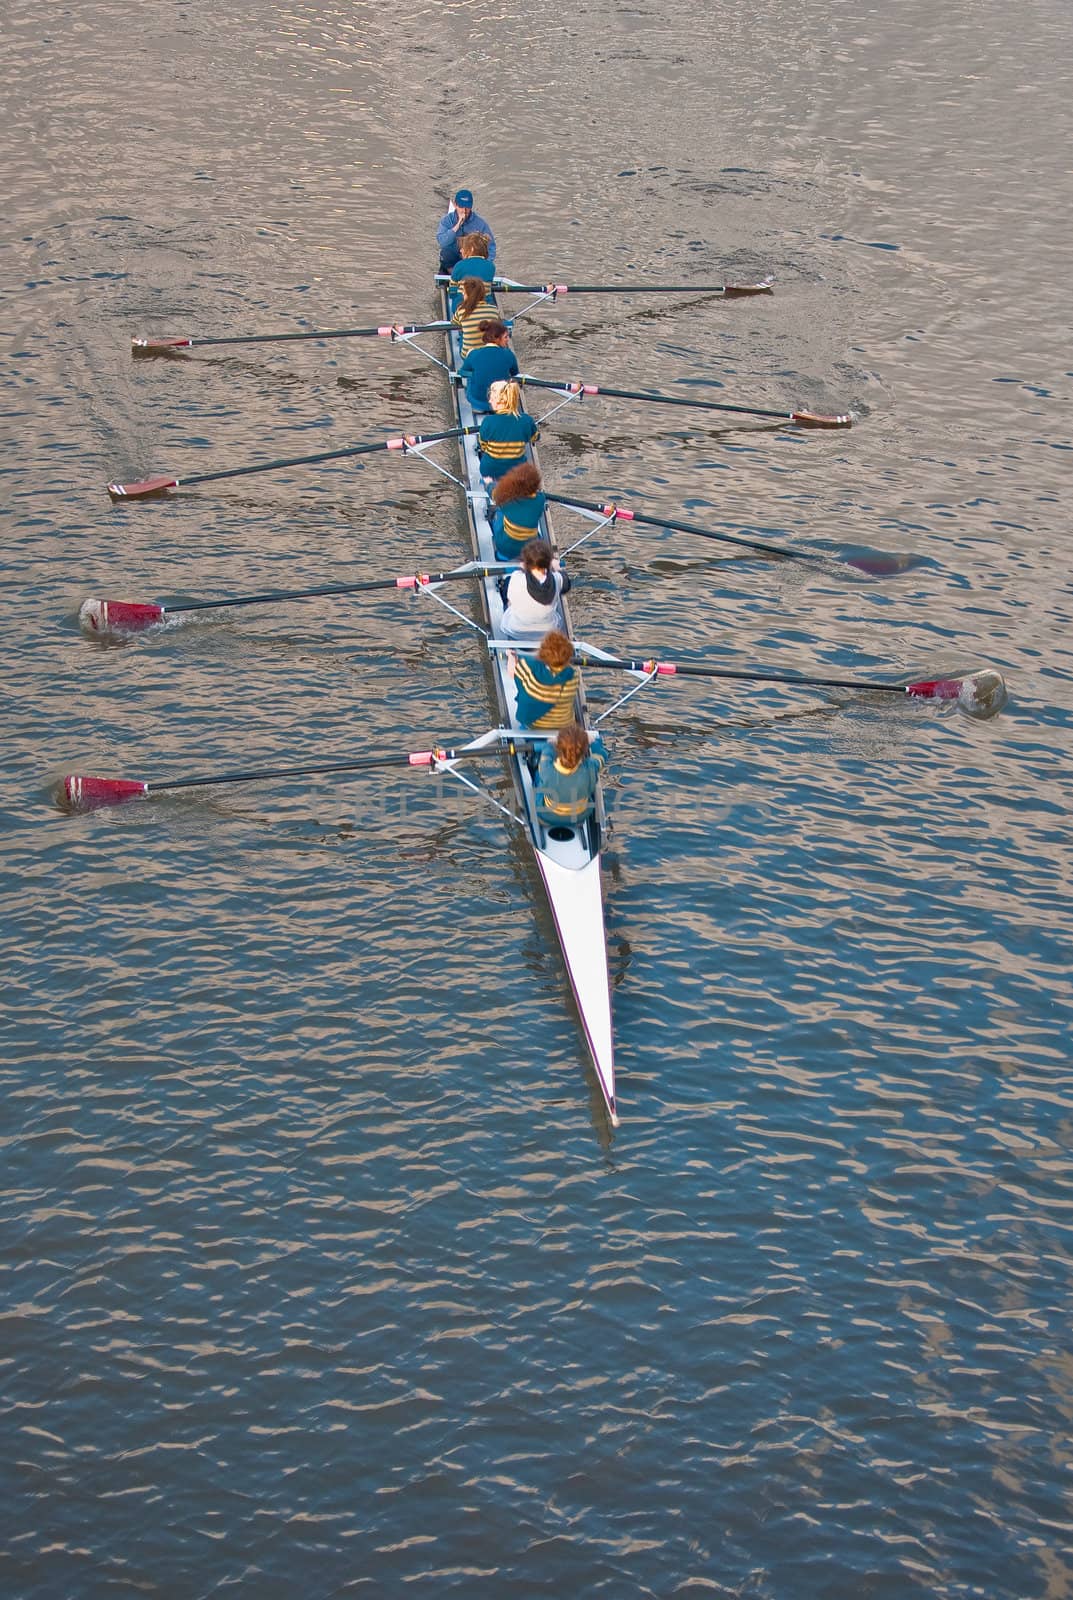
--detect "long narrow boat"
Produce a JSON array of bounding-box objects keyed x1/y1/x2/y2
[{"x1": 438, "y1": 279, "x2": 618, "y2": 1126}]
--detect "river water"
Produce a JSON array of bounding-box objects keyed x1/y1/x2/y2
[{"x1": 3, "y1": 0, "x2": 1072, "y2": 1594}]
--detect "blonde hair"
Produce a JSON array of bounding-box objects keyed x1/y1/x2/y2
[{"x1": 491, "y1": 380, "x2": 523, "y2": 416}]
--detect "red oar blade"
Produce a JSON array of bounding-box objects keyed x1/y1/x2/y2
[
  {"x1": 907, "y1": 669, "x2": 1008, "y2": 718},
  {"x1": 132, "y1": 337, "x2": 192, "y2": 357},
  {"x1": 79, "y1": 599, "x2": 166, "y2": 636},
  {"x1": 107, "y1": 475, "x2": 179, "y2": 501},
  {"x1": 61, "y1": 776, "x2": 149, "y2": 812},
  {"x1": 790, "y1": 410, "x2": 854, "y2": 429},
  {"x1": 723, "y1": 278, "x2": 775, "y2": 297}
]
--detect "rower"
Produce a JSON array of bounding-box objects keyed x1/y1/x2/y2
[
  {"x1": 452, "y1": 279, "x2": 500, "y2": 360},
  {"x1": 448, "y1": 233, "x2": 496, "y2": 306},
  {"x1": 478, "y1": 380, "x2": 538, "y2": 483},
  {"x1": 437, "y1": 188, "x2": 497, "y2": 274},
  {"x1": 505, "y1": 629, "x2": 580, "y2": 730},
  {"x1": 457, "y1": 320, "x2": 518, "y2": 414},
  {"x1": 501, "y1": 539, "x2": 571, "y2": 641},
  {"x1": 490, "y1": 462, "x2": 546, "y2": 559},
  {"x1": 534, "y1": 723, "x2": 608, "y2": 833}
]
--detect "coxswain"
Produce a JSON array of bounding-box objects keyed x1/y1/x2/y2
[
  {"x1": 489, "y1": 462, "x2": 546, "y2": 559},
  {"x1": 534, "y1": 723, "x2": 608, "y2": 832},
  {"x1": 449, "y1": 233, "x2": 496, "y2": 302},
  {"x1": 437, "y1": 189, "x2": 497, "y2": 274},
  {"x1": 457, "y1": 320, "x2": 518, "y2": 413},
  {"x1": 452, "y1": 278, "x2": 499, "y2": 359},
  {"x1": 478, "y1": 380, "x2": 538, "y2": 482},
  {"x1": 506, "y1": 629, "x2": 580, "y2": 730},
  {"x1": 501, "y1": 538, "x2": 571, "y2": 640}
]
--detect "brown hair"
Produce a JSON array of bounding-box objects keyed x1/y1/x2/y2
[
  {"x1": 460, "y1": 232, "x2": 490, "y2": 259},
  {"x1": 555, "y1": 724, "x2": 588, "y2": 770},
  {"x1": 458, "y1": 277, "x2": 490, "y2": 316},
  {"x1": 491, "y1": 379, "x2": 522, "y2": 416},
  {"x1": 520, "y1": 539, "x2": 553, "y2": 573},
  {"x1": 492, "y1": 462, "x2": 541, "y2": 506},
  {"x1": 478, "y1": 319, "x2": 509, "y2": 344},
  {"x1": 538, "y1": 629, "x2": 573, "y2": 673}
]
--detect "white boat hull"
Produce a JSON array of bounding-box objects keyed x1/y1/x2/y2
[{"x1": 439, "y1": 283, "x2": 618, "y2": 1124}]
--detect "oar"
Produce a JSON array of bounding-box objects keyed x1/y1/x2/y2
[
  {"x1": 576, "y1": 652, "x2": 1009, "y2": 718},
  {"x1": 545, "y1": 491, "x2": 825, "y2": 566},
  {"x1": 61, "y1": 739, "x2": 502, "y2": 814},
  {"x1": 437, "y1": 276, "x2": 775, "y2": 297},
  {"x1": 132, "y1": 322, "x2": 451, "y2": 356},
  {"x1": 79, "y1": 561, "x2": 515, "y2": 637},
  {"x1": 106, "y1": 427, "x2": 469, "y2": 501},
  {"x1": 521, "y1": 376, "x2": 851, "y2": 429}
]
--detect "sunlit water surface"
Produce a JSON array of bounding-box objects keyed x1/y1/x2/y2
[{"x1": 3, "y1": 0, "x2": 1072, "y2": 1595}]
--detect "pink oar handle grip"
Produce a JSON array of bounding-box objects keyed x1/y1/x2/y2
[{"x1": 597, "y1": 503, "x2": 635, "y2": 521}]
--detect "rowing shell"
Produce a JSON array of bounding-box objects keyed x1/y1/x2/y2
[{"x1": 438, "y1": 282, "x2": 618, "y2": 1126}]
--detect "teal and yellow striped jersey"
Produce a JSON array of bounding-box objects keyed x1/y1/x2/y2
[
  {"x1": 452, "y1": 299, "x2": 497, "y2": 358},
  {"x1": 478, "y1": 413, "x2": 538, "y2": 479},
  {"x1": 513, "y1": 655, "x2": 579, "y2": 730}
]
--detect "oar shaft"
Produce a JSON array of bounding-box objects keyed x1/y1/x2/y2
[
  {"x1": 63, "y1": 741, "x2": 506, "y2": 811},
  {"x1": 167, "y1": 565, "x2": 510, "y2": 616},
  {"x1": 148, "y1": 750, "x2": 447, "y2": 794},
  {"x1": 179, "y1": 428, "x2": 462, "y2": 488},
  {"x1": 133, "y1": 322, "x2": 449, "y2": 352},
  {"x1": 580, "y1": 657, "x2": 905, "y2": 693},
  {"x1": 524, "y1": 376, "x2": 792, "y2": 418},
  {"x1": 198, "y1": 322, "x2": 447, "y2": 348},
  {"x1": 495, "y1": 282, "x2": 773, "y2": 295},
  {"x1": 545, "y1": 492, "x2": 820, "y2": 565},
  {"x1": 107, "y1": 428, "x2": 469, "y2": 499}
]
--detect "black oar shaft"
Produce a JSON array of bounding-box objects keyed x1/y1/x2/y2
[
  {"x1": 147, "y1": 744, "x2": 500, "y2": 796},
  {"x1": 581, "y1": 657, "x2": 905, "y2": 694},
  {"x1": 545, "y1": 492, "x2": 819, "y2": 565},
  {"x1": 169, "y1": 566, "x2": 507, "y2": 616},
  {"x1": 497, "y1": 283, "x2": 769, "y2": 294},
  {"x1": 524, "y1": 376, "x2": 790, "y2": 419},
  {"x1": 179, "y1": 428, "x2": 464, "y2": 488},
  {"x1": 189, "y1": 322, "x2": 447, "y2": 348},
  {"x1": 149, "y1": 752, "x2": 424, "y2": 794}
]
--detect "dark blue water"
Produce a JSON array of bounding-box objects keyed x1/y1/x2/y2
[{"x1": 4, "y1": 0, "x2": 1072, "y2": 1594}]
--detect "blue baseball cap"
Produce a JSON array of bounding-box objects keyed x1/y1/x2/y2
[{"x1": 454, "y1": 188, "x2": 474, "y2": 207}]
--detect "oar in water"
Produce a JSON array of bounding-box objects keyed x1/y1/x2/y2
[
  {"x1": 546, "y1": 491, "x2": 902, "y2": 578},
  {"x1": 437, "y1": 276, "x2": 775, "y2": 297},
  {"x1": 520, "y1": 375, "x2": 852, "y2": 429},
  {"x1": 575, "y1": 651, "x2": 1009, "y2": 719},
  {"x1": 132, "y1": 321, "x2": 451, "y2": 357},
  {"x1": 79, "y1": 561, "x2": 515, "y2": 637},
  {"x1": 60, "y1": 734, "x2": 505, "y2": 814},
  {"x1": 545, "y1": 491, "x2": 826, "y2": 566},
  {"x1": 106, "y1": 427, "x2": 469, "y2": 501}
]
